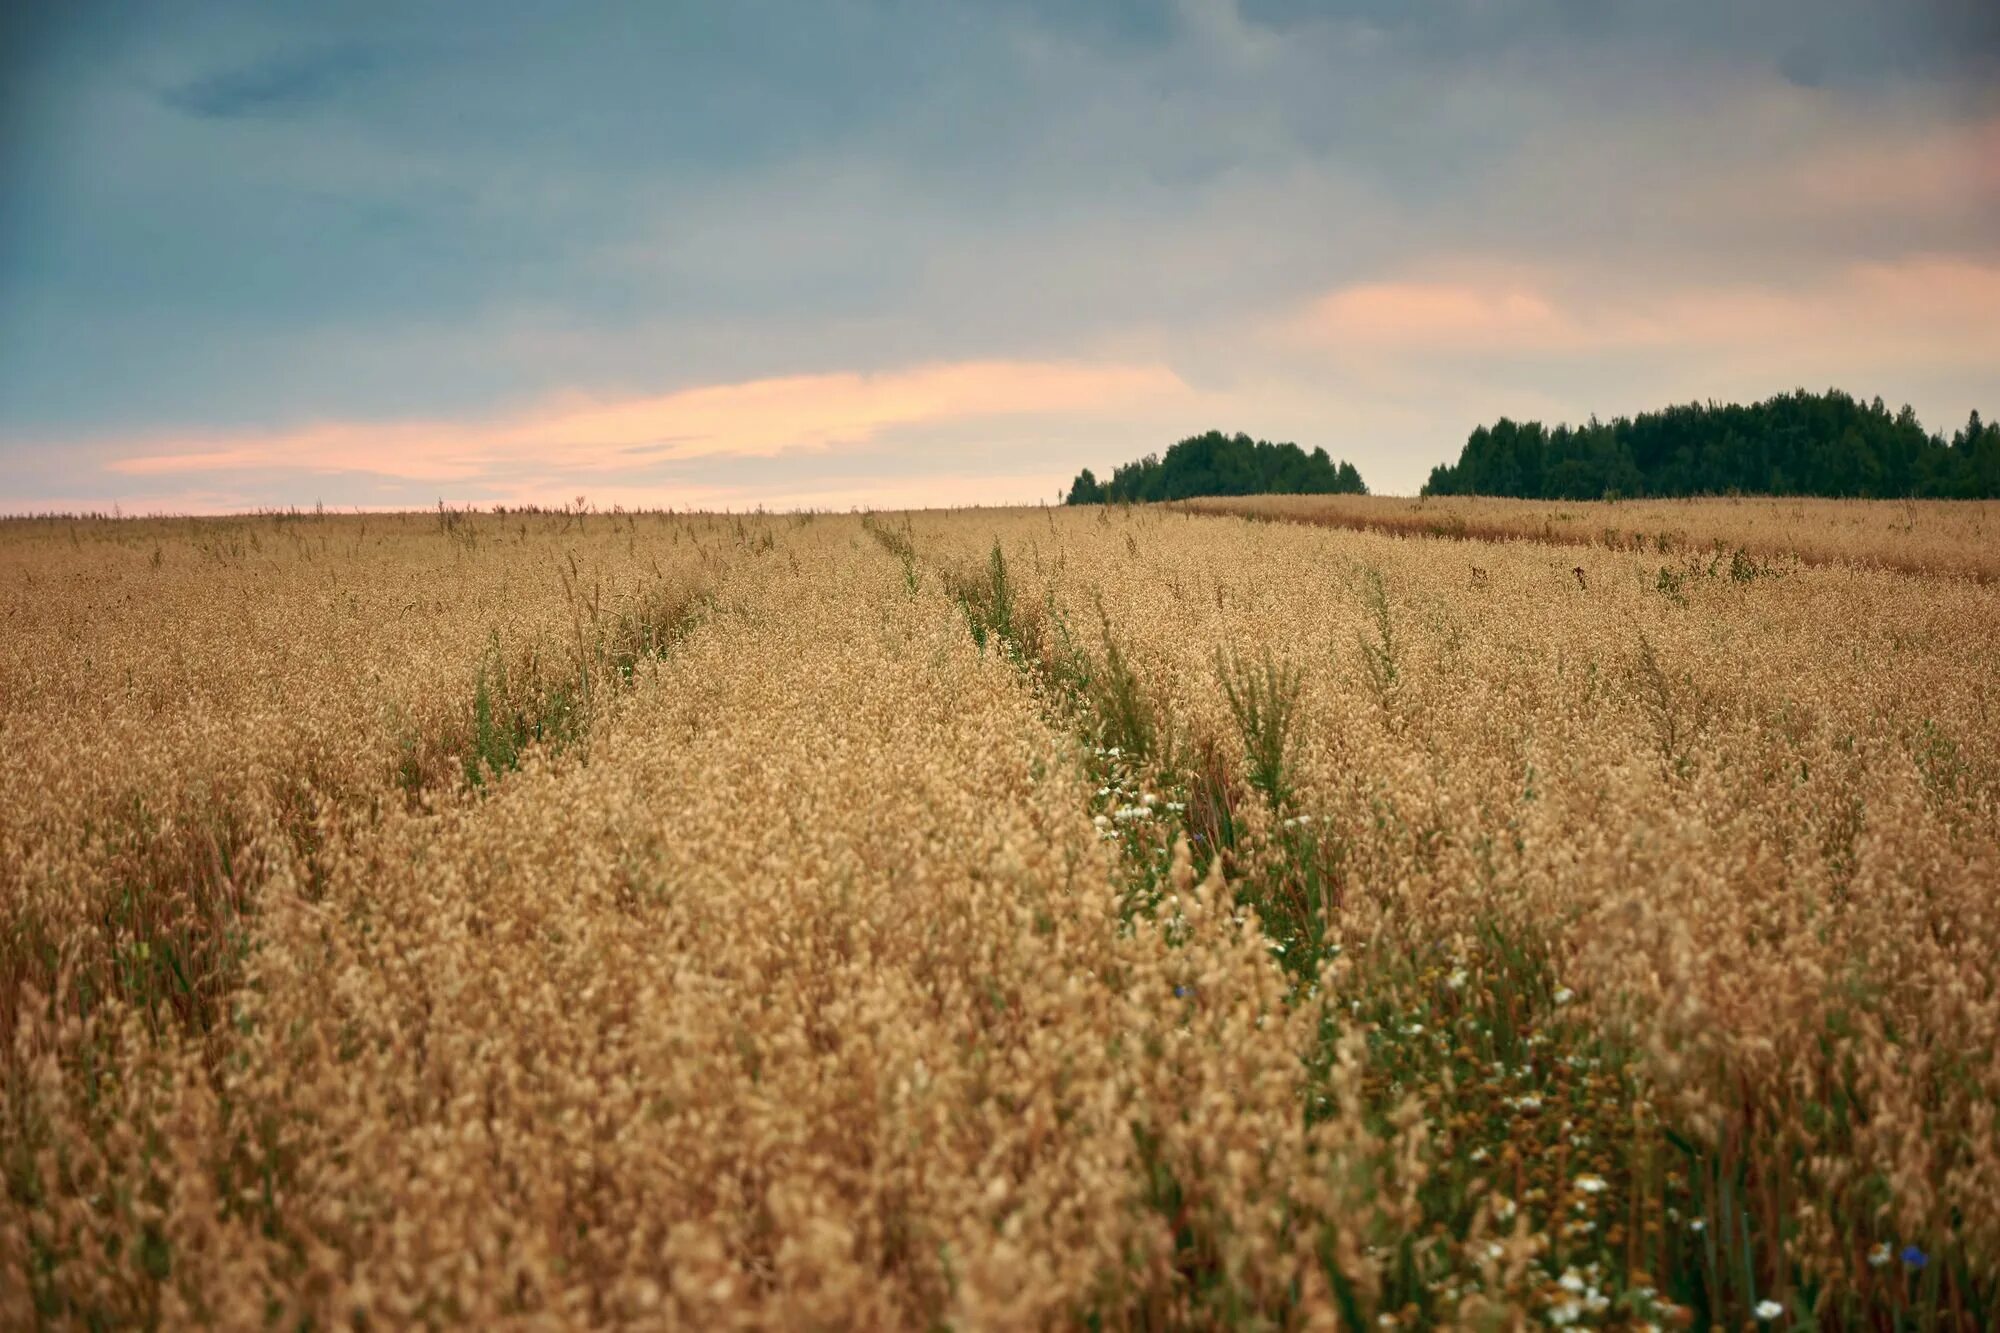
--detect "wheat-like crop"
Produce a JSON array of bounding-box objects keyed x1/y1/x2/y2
[
  {"x1": 1177, "y1": 493, "x2": 2000, "y2": 582},
  {"x1": 911, "y1": 503, "x2": 2000, "y2": 1326},
  {"x1": 3, "y1": 502, "x2": 1995, "y2": 1328},
  {"x1": 0, "y1": 508, "x2": 713, "y2": 1036}
]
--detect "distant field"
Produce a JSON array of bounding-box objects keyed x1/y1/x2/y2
[
  {"x1": 1176, "y1": 492, "x2": 2000, "y2": 581},
  {"x1": 4, "y1": 501, "x2": 1997, "y2": 1327}
]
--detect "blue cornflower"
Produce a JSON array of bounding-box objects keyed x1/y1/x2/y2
[
  {"x1": 1901, "y1": 1244, "x2": 1927, "y2": 1269},
  {"x1": 1174, "y1": 985, "x2": 1191, "y2": 999}
]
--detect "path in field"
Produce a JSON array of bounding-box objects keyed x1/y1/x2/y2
[
  {"x1": 903, "y1": 502, "x2": 2000, "y2": 1326},
  {"x1": 42, "y1": 526, "x2": 1320, "y2": 1328},
  {"x1": 1173, "y1": 493, "x2": 2000, "y2": 581},
  {"x1": 12, "y1": 506, "x2": 1999, "y2": 1329}
]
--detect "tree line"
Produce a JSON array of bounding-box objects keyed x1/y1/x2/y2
[
  {"x1": 1422, "y1": 388, "x2": 2000, "y2": 500},
  {"x1": 1067, "y1": 430, "x2": 1367, "y2": 504}
]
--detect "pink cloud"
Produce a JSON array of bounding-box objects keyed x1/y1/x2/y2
[
  {"x1": 1292, "y1": 255, "x2": 2000, "y2": 365},
  {"x1": 1786, "y1": 113, "x2": 2000, "y2": 220},
  {"x1": 102, "y1": 359, "x2": 1187, "y2": 482},
  {"x1": 1295, "y1": 277, "x2": 1586, "y2": 351}
]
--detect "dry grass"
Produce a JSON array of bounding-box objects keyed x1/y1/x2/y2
[
  {"x1": 912, "y1": 502, "x2": 2000, "y2": 1326},
  {"x1": 1176, "y1": 493, "x2": 2000, "y2": 582},
  {"x1": 0, "y1": 508, "x2": 714, "y2": 1038},
  {"x1": 3, "y1": 501, "x2": 1996, "y2": 1328}
]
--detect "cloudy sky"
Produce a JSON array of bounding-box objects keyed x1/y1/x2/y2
[{"x1": 2, "y1": 1, "x2": 1996, "y2": 511}]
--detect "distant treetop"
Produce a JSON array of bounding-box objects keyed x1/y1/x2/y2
[
  {"x1": 1066, "y1": 430, "x2": 1367, "y2": 504},
  {"x1": 1423, "y1": 388, "x2": 2000, "y2": 500}
]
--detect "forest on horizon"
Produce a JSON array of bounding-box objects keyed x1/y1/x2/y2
[
  {"x1": 1069, "y1": 390, "x2": 2000, "y2": 505},
  {"x1": 1423, "y1": 388, "x2": 2000, "y2": 500},
  {"x1": 1065, "y1": 430, "x2": 1367, "y2": 504}
]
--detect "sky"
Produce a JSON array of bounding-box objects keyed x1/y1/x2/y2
[{"x1": 2, "y1": 0, "x2": 1996, "y2": 512}]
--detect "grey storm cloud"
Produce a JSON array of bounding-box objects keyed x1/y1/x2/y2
[
  {"x1": 1238, "y1": 0, "x2": 2000, "y2": 82},
  {"x1": 161, "y1": 42, "x2": 390, "y2": 119},
  {"x1": 1, "y1": 0, "x2": 1995, "y2": 506}
]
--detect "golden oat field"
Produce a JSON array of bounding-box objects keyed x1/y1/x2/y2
[
  {"x1": 3, "y1": 501, "x2": 1997, "y2": 1329},
  {"x1": 1173, "y1": 495, "x2": 2000, "y2": 583}
]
